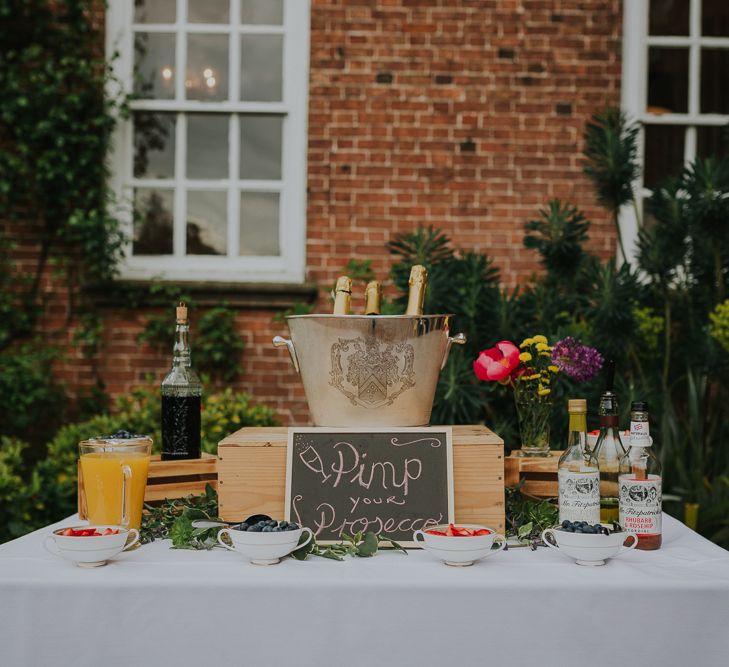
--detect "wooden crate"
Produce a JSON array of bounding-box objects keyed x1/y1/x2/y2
[
  {"x1": 78, "y1": 453, "x2": 218, "y2": 519},
  {"x1": 504, "y1": 450, "x2": 559, "y2": 498},
  {"x1": 218, "y1": 425, "x2": 505, "y2": 533}
]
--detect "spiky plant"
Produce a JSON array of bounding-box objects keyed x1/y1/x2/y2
[{"x1": 583, "y1": 108, "x2": 640, "y2": 264}]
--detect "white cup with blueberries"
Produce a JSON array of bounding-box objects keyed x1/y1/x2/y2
[{"x1": 218, "y1": 516, "x2": 313, "y2": 565}]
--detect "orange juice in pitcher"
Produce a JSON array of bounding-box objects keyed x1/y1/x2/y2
[{"x1": 79, "y1": 434, "x2": 152, "y2": 530}]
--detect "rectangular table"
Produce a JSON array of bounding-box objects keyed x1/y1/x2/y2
[{"x1": 1, "y1": 514, "x2": 728, "y2": 667}]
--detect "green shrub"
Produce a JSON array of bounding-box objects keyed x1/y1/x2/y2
[{"x1": 0, "y1": 437, "x2": 44, "y2": 542}]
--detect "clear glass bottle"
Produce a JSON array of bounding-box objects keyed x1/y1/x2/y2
[
  {"x1": 161, "y1": 303, "x2": 202, "y2": 460},
  {"x1": 619, "y1": 401, "x2": 662, "y2": 550},
  {"x1": 558, "y1": 399, "x2": 600, "y2": 524},
  {"x1": 405, "y1": 265, "x2": 427, "y2": 316},
  {"x1": 333, "y1": 276, "x2": 352, "y2": 315},
  {"x1": 588, "y1": 361, "x2": 626, "y2": 523}
]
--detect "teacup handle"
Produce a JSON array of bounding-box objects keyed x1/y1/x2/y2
[
  {"x1": 412, "y1": 530, "x2": 426, "y2": 546},
  {"x1": 123, "y1": 529, "x2": 140, "y2": 551},
  {"x1": 541, "y1": 528, "x2": 559, "y2": 549},
  {"x1": 479, "y1": 534, "x2": 506, "y2": 560},
  {"x1": 217, "y1": 528, "x2": 237, "y2": 551},
  {"x1": 621, "y1": 533, "x2": 639, "y2": 552},
  {"x1": 297, "y1": 527, "x2": 314, "y2": 551},
  {"x1": 43, "y1": 535, "x2": 60, "y2": 557}
]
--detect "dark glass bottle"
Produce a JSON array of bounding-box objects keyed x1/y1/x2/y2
[
  {"x1": 161, "y1": 303, "x2": 201, "y2": 460},
  {"x1": 589, "y1": 361, "x2": 626, "y2": 523}
]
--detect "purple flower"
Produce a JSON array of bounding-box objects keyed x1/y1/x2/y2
[{"x1": 551, "y1": 337, "x2": 604, "y2": 383}]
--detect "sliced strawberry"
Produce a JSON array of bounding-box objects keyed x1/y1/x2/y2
[
  {"x1": 474, "y1": 529, "x2": 492, "y2": 536},
  {"x1": 450, "y1": 525, "x2": 471, "y2": 536},
  {"x1": 102, "y1": 528, "x2": 114, "y2": 536},
  {"x1": 62, "y1": 528, "x2": 74, "y2": 536},
  {"x1": 425, "y1": 529, "x2": 446, "y2": 536}
]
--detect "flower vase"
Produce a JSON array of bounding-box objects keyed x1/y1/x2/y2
[{"x1": 514, "y1": 391, "x2": 552, "y2": 457}]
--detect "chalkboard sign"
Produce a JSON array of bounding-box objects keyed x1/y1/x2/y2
[{"x1": 285, "y1": 427, "x2": 454, "y2": 546}]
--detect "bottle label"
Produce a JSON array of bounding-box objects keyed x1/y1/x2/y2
[
  {"x1": 630, "y1": 420, "x2": 652, "y2": 447},
  {"x1": 558, "y1": 469, "x2": 601, "y2": 523},
  {"x1": 619, "y1": 474, "x2": 662, "y2": 534}
]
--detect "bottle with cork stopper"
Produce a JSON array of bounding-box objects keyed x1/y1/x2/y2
[
  {"x1": 332, "y1": 276, "x2": 352, "y2": 315},
  {"x1": 364, "y1": 280, "x2": 382, "y2": 315},
  {"x1": 161, "y1": 302, "x2": 202, "y2": 460},
  {"x1": 405, "y1": 265, "x2": 428, "y2": 316}
]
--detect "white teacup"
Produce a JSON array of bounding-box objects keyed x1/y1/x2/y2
[
  {"x1": 413, "y1": 524, "x2": 506, "y2": 567},
  {"x1": 218, "y1": 526, "x2": 313, "y2": 565},
  {"x1": 542, "y1": 527, "x2": 638, "y2": 566},
  {"x1": 44, "y1": 526, "x2": 140, "y2": 568}
]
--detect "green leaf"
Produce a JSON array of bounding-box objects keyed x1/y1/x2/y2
[
  {"x1": 169, "y1": 516, "x2": 194, "y2": 547},
  {"x1": 377, "y1": 535, "x2": 408, "y2": 555},
  {"x1": 357, "y1": 531, "x2": 379, "y2": 557},
  {"x1": 517, "y1": 522, "x2": 534, "y2": 540}
]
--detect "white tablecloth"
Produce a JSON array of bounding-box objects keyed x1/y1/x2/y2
[{"x1": 1, "y1": 514, "x2": 728, "y2": 667}]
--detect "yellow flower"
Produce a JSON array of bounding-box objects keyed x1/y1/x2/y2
[
  {"x1": 535, "y1": 342, "x2": 550, "y2": 352},
  {"x1": 526, "y1": 373, "x2": 540, "y2": 380},
  {"x1": 537, "y1": 386, "x2": 551, "y2": 396},
  {"x1": 533, "y1": 335, "x2": 548, "y2": 344},
  {"x1": 540, "y1": 377, "x2": 550, "y2": 384},
  {"x1": 539, "y1": 351, "x2": 551, "y2": 357},
  {"x1": 519, "y1": 352, "x2": 532, "y2": 362},
  {"x1": 520, "y1": 338, "x2": 534, "y2": 348},
  {"x1": 548, "y1": 365, "x2": 559, "y2": 373}
]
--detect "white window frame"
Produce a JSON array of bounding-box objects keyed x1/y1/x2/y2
[
  {"x1": 621, "y1": 0, "x2": 729, "y2": 264},
  {"x1": 106, "y1": 0, "x2": 310, "y2": 284}
]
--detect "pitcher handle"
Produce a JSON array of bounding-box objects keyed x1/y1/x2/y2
[
  {"x1": 273, "y1": 336, "x2": 300, "y2": 374},
  {"x1": 440, "y1": 333, "x2": 467, "y2": 370},
  {"x1": 120, "y1": 464, "x2": 132, "y2": 529}
]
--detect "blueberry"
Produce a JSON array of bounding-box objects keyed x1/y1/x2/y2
[
  {"x1": 248, "y1": 525, "x2": 261, "y2": 532},
  {"x1": 272, "y1": 526, "x2": 281, "y2": 532},
  {"x1": 257, "y1": 520, "x2": 267, "y2": 527},
  {"x1": 602, "y1": 528, "x2": 610, "y2": 536},
  {"x1": 287, "y1": 522, "x2": 299, "y2": 530},
  {"x1": 235, "y1": 523, "x2": 248, "y2": 531},
  {"x1": 111, "y1": 430, "x2": 132, "y2": 439},
  {"x1": 561, "y1": 520, "x2": 571, "y2": 528},
  {"x1": 593, "y1": 524, "x2": 602, "y2": 530},
  {"x1": 262, "y1": 526, "x2": 273, "y2": 532},
  {"x1": 278, "y1": 521, "x2": 288, "y2": 529}
]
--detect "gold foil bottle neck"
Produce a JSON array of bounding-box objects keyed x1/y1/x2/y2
[
  {"x1": 333, "y1": 276, "x2": 352, "y2": 315},
  {"x1": 568, "y1": 398, "x2": 587, "y2": 413},
  {"x1": 176, "y1": 302, "x2": 188, "y2": 325},
  {"x1": 364, "y1": 280, "x2": 382, "y2": 315},
  {"x1": 405, "y1": 265, "x2": 428, "y2": 316}
]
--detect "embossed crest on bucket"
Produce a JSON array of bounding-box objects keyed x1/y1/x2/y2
[{"x1": 273, "y1": 315, "x2": 466, "y2": 427}]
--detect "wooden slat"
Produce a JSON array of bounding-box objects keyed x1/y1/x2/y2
[
  {"x1": 218, "y1": 425, "x2": 505, "y2": 533},
  {"x1": 504, "y1": 450, "x2": 559, "y2": 498},
  {"x1": 144, "y1": 480, "x2": 218, "y2": 503},
  {"x1": 146, "y1": 452, "x2": 217, "y2": 479}
]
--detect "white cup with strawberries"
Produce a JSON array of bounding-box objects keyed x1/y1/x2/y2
[{"x1": 44, "y1": 525, "x2": 140, "y2": 567}]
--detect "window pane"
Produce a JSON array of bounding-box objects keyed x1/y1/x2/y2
[
  {"x1": 187, "y1": 114, "x2": 229, "y2": 179},
  {"x1": 240, "y1": 192, "x2": 279, "y2": 255},
  {"x1": 134, "y1": 33, "x2": 176, "y2": 100},
  {"x1": 134, "y1": 112, "x2": 175, "y2": 179},
  {"x1": 240, "y1": 35, "x2": 283, "y2": 101},
  {"x1": 189, "y1": 0, "x2": 230, "y2": 23},
  {"x1": 134, "y1": 0, "x2": 175, "y2": 23},
  {"x1": 187, "y1": 191, "x2": 227, "y2": 255},
  {"x1": 134, "y1": 188, "x2": 174, "y2": 255},
  {"x1": 647, "y1": 47, "x2": 688, "y2": 114},
  {"x1": 697, "y1": 126, "x2": 729, "y2": 159},
  {"x1": 644, "y1": 125, "x2": 685, "y2": 189},
  {"x1": 701, "y1": 49, "x2": 729, "y2": 114},
  {"x1": 702, "y1": 0, "x2": 729, "y2": 37},
  {"x1": 649, "y1": 0, "x2": 689, "y2": 35},
  {"x1": 240, "y1": 0, "x2": 283, "y2": 24},
  {"x1": 240, "y1": 115, "x2": 282, "y2": 179},
  {"x1": 186, "y1": 34, "x2": 229, "y2": 101}
]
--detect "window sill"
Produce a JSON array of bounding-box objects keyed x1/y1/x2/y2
[{"x1": 87, "y1": 280, "x2": 319, "y2": 310}]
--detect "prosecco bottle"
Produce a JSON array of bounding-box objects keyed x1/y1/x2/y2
[
  {"x1": 161, "y1": 302, "x2": 202, "y2": 460},
  {"x1": 333, "y1": 276, "x2": 352, "y2": 315},
  {"x1": 619, "y1": 401, "x2": 662, "y2": 550},
  {"x1": 557, "y1": 399, "x2": 600, "y2": 524},
  {"x1": 405, "y1": 265, "x2": 428, "y2": 316},
  {"x1": 365, "y1": 280, "x2": 382, "y2": 315}
]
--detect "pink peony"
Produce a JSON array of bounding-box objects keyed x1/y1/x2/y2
[{"x1": 473, "y1": 341, "x2": 521, "y2": 382}]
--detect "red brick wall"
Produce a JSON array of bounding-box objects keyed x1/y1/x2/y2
[{"x1": 9, "y1": 0, "x2": 623, "y2": 427}]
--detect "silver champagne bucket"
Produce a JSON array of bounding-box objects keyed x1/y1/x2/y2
[{"x1": 273, "y1": 315, "x2": 466, "y2": 427}]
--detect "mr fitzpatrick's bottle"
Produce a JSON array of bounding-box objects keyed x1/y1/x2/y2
[
  {"x1": 619, "y1": 401, "x2": 662, "y2": 550},
  {"x1": 557, "y1": 399, "x2": 600, "y2": 524},
  {"x1": 161, "y1": 303, "x2": 202, "y2": 460},
  {"x1": 588, "y1": 361, "x2": 626, "y2": 523}
]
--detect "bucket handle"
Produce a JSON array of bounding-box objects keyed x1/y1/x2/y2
[
  {"x1": 273, "y1": 336, "x2": 301, "y2": 374},
  {"x1": 441, "y1": 333, "x2": 467, "y2": 370}
]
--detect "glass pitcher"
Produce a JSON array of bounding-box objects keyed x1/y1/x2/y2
[{"x1": 79, "y1": 434, "x2": 152, "y2": 530}]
